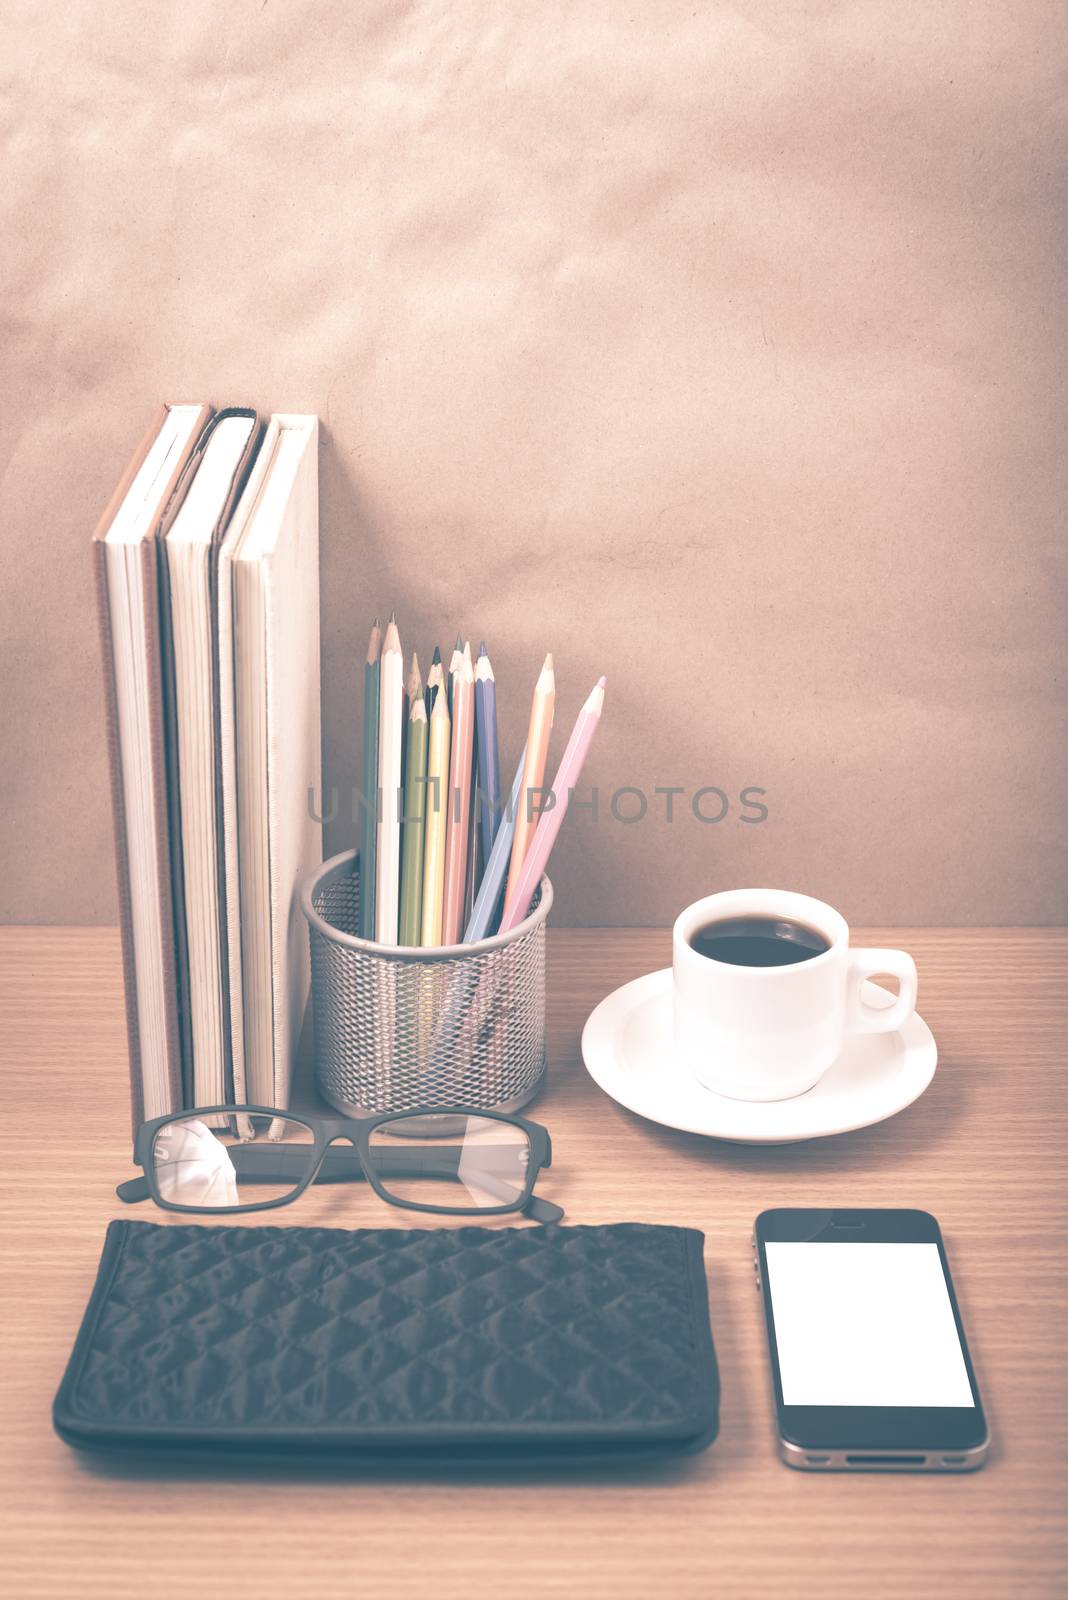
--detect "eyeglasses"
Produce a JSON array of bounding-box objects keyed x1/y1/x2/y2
[{"x1": 116, "y1": 1105, "x2": 563, "y2": 1223}]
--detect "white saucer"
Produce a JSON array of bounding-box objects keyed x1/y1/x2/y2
[{"x1": 581, "y1": 969, "x2": 937, "y2": 1144}]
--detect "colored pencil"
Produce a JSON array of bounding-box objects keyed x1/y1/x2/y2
[
  {"x1": 464, "y1": 727, "x2": 481, "y2": 923},
  {"x1": 374, "y1": 614, "x2": 404, "y2": 943},
  {"x1": 447, "y1": 632, "x2": 463, "y2": 713},
  {"x1": 358, "y1": 618, "x2": 381, "y2": 939},
  {"x1": 440, "y1": 749, "x2": 527, "y2": 1075},
  {"x1": 499, "y1": 677, "x2": 606, "y2": 933},
  {"x1": 464, "y1": 747, "x2": 526, "y2": 942},
  {"x1": 403, "y1": 648, "x2": 420, "y2": 735},
  {"x1": 503, "y1": 653, "x2": 556, "y2": 923},
  {"x1": 441, "y1": 642, "x2": 475, "y2": 944},
  {"x1": 398, "y1": 687, "x2": 428, "y2": 946},
  {"x1": 474, "y1": 642, "x2": 501, "y2": 857},
  {"x1": 425, "y1": 645, "x2": 444, "y2": 714},
  {"x1": 420, "y1": 689, "x2": 451, "y2": 945}
]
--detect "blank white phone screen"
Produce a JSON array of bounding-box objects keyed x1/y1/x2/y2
[{"x1": 764, "y1": 1242, "x2": 975, "y2": 1407}]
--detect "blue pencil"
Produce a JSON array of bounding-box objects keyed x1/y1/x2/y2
[
  {"x1": 474, "y1": 643, "x2": 501, "y2": 860},
  {"x1": 463, "y1": 748, "x2": 526, "y2": 942}
]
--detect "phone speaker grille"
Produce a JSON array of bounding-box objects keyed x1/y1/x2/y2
[{"x1": 845, "y1": 1453, "x2": 927, "y2": 1466}]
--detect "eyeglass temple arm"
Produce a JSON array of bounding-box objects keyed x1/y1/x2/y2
[{"x1": 116, "y1": 1177, "x2": 151, "y2": 1203}]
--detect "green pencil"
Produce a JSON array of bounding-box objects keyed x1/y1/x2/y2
[
  {"x1": 359, "y1": 618, "x2": 382, "y2": 938},
  {"x1": 398, "y1": 690, "x2": 429, "y2": 945}
]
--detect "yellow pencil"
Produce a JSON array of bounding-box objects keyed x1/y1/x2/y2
[
  {"x1": 425, "y1": 646, "x2": 445, "y2": 714},
  {"x1": 420, "y1": 689, "x2": 451, "y2": 945}
]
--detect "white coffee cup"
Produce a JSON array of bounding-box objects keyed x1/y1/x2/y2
[{"x1": 672, "y1": 889, "x2": 918, "y2": 1102}]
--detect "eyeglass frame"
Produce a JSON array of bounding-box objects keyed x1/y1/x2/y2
[{"x1": 116, "y1": 1104, "x2": 563, "y2": 1224}]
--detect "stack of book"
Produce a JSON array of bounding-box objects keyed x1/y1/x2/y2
[{"x1": 93, "y1": 405, "x2": 321, "y2": 1128}]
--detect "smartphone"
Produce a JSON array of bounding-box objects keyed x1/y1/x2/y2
[{"x1": 754, "y1": 1208, "x2": 989, "y2": 1472}]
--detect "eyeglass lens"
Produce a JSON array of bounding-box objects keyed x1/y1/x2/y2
[
  {"x1": 366, "y1": 1114, "x2": 532, "y2": 1212},
  {"x1": 150, "y1": 1113, "x2": 316, "y2": 1209}
]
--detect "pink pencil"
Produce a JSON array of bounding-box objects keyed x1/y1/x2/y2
[{"x1": 497, "y1": 676, "x2": 606, "y2": 934}]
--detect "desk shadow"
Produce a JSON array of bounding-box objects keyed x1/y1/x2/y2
[
  {"x1": 699, "y1": 1247, "x2": 752, "y2": 1465},
  {"x1": 70, "y1": 1440, "x2": 721, "y2": 1489}
]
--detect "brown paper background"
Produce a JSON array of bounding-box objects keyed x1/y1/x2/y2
[{"x1": 1, "y1": 1, "x2": 1065, "y2": 926}]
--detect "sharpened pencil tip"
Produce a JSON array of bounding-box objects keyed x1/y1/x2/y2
[
  {"x1": 389, "y1": 610, "x2": 397, "y2": 623},
  {"x1": 431, "y1": 644, "x2": 442, "y2": 664},
  {"x1": 405, "y1": 651, "x2": 422, "y2": 701},
  {"x1": 455, "y1": 632, "x2": 463, "y2": 650},
  {"x1": 544, "y1": 652, "x2": 554, "y2": 670},
  {"x1": 479, "y1": 641, "x2": 487, "y2": 657},
  {"x1": 596, "y1": 675, "x2": 606, "y2": 688}
]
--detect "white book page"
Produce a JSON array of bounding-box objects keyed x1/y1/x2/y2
[
  {"x1": 165, "y1": 415, "x2": 255, "y2": 1107},
  {"x1": 104, "y1": 403, "x2": 202, "y2": 1115},
  {"x1": 221, "y1": 418, "x2": 318, "y2": 1107}
]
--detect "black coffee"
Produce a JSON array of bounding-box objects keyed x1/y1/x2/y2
[{"x1": 688, "y1": 915, "x2": 830, "y2": 967}]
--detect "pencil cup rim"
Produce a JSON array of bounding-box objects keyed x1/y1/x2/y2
[{"x1": 300, "y1": 848, "x2": 553, "y2": 960}]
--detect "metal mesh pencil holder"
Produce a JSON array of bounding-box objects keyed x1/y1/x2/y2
[{"x1": 302, "y1": 849, "x2": 552, "y2": 1116}]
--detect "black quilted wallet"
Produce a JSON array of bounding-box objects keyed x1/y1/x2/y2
[{"x1": 54, "y1": 1220, "x2": 719, "y2": 1464}]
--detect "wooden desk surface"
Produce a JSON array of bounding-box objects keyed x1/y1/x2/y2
[{"x1": 1, "y1": 927, "x2": 1065, "y2": 1599}]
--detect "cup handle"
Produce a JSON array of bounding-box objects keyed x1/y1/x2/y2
[{"x1": 846, "y1": 949, "x2": 918, "y2": 1035}]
